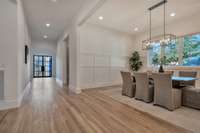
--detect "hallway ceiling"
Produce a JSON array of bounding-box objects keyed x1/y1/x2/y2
[
  {"x1": 87, "y1": 0, "x2": 200, "y2": 35},
  {"x1": 22, "y1": 0, "x2": 93, "y2": 42}
]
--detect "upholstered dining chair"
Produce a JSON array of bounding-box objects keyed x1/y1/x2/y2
[
  {"x1": 152, "y1": 73, "x2": 182, "y2": 111},
  {"x1": 179, "y1": 71, "x2": 197, "y2": 86},
  {"x1": 120, "y1": 71, "x2": 136, "y2": 98},
  {"x1": 134, "y1": 72, "x2": 154, "y2": 103}
]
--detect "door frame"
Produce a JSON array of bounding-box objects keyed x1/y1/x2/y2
[{"x1": 33, "y1": 55, "x2": 53, "y2": 78}]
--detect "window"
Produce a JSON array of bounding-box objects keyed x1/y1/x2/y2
[
  {"x1": 164, "y1": 40, "x2": 178, "y2": 66},
  {"x1": 149, "y1": 42, "x2": 161, "y2": 65},
  {"x1": 148, "y1": 33, "x2": 200, "y2": 67},
  {"x1": 183, "y1": 34, "x2": 200, "y2": 66}
]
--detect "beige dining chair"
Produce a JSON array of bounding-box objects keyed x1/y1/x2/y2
[
  {"x1": 120, "y1": 71, "x2": 136, "y2": 98},
  {"x1": 134, "y1": 72, "x2": 154, "y2": 103},
  {"x1": 152, "y1": 73, "x2": 182, "y2": 111},
  {"x1": 179, "y1": 71, "x2": 197, "y2": 86}
]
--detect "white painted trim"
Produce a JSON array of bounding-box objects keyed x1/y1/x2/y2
[
  {"x1": 69, "y1": 85, "x2": 82, "y2": 94},
  {"x1": 18, "y1": 81, "x2": 31, "y2": 107},
  {"x1": 81, "y1": 82, "x2": 122, "y2": 90},
  {"x1": 56, "y1": 78, "x2": 63, "y2": 88},
  {"x1": 0, "y1": 100, "x2": 18, "y2": 110},
  {"x1": 0, "y1": 81, "x2": 31, "y2": 111},
  {"x1": 78, "y1": 0, "x2": 106, "y2": 26}
]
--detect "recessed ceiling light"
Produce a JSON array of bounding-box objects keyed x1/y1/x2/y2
[
  {"x1": 46, "y1": 23, "x2": 51, "y2": 27},
  {"x1": 98, "y1": 16, "x2": 103, "y2": 20},
  {"x1": 134, "y1": 27, "x2": 139, "y2": 31},
  {"x1": 51, "y1": 0, "x2": 57, "y2": 2},
  {"x1": 170, "y1": 12, "x2": 176, "y2": 17},
  {"x1": 43, "y1": 35, "x2": 48, "y2": 39}
]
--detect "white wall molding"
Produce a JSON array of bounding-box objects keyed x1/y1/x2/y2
[
  {"x1": 0, "y1": 100, "x2": 19, "y2": 110},
  {"x1": 69, "y1": 85, "x2": 82, "y2": 94},
  {"x1": 79, "y1": 49, "x2": 128, "y2": 89},
  {"x1": 78, "y1": 0, "x2": 106, "y2": 26},
  {"x1": 0, "y1": 81, "x2": 31, "y2": 111},
  {"x1": 78, "y1": 24, "x2": 134, "y2": 90},
  {"x1": 56, "y1": 78, "x2": 64, "y2": 88},
  {"x1": 81, "y1": 82, "x2": 121, "y2": 90},
  {"x1": 18, "y1": 81, "x2": 31, "y2": 107}
]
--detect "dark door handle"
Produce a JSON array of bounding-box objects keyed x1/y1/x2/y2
[{"x1": 41, "y1": 66, "x2": 45, "y2": 72}]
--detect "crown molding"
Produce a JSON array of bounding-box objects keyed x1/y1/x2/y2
[{"x1": 78, "y1": 0, "x2": 106, "y2": 26}]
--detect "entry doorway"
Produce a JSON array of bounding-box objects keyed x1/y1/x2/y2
[{"x1": 33, "y1": 55, "x2": 52, "y2": 78}]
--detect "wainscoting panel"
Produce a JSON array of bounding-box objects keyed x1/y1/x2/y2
[
  {"x1": 80, "y1": 53, "x2": 128, "y2": 89},
  {"x1": 110, "y1": 56, "x2": 127, "y2": 67},
  {"x1": 94, "y1": 67, "x2": 110, "y2": 83},
  {"x1": 94, "y1": 55, "x2": 110, "y2": 67},
  {"x1": 110, "y1": 67, "x2": 124, "y2": 83},
  {"x1": 80, "y1": 54, "x2": 94, "y2": 67},
  {"x1": 80, "y1": 67, "x2": 94, "y2": 85}
]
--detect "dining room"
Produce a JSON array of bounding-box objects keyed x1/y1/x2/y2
[{"x1": 80, "y1": 0, "x2": 200, "y2": 133}]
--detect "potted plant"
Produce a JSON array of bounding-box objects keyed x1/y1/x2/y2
[
  {"x1": 159, "y1": 56, "x2": 167, "y2": 73},
  {"x1": 129, "y1": 51, "x2": 143, "y2": 72}
]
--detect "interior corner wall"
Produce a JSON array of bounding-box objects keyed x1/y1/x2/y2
[
  {"x1": 0, "y1": 0, "x2": 18, "y2": 101},
  {"x1": 79, "y1": 23, "x2": 135, "y2": 89},
  {"x1": 17, "y1": 0, "x2": 32, "y2": 99},
  {"x1": 31, "y1": 41, "x2": 57, "y2": 78},
  {"x1": 0, "y1": 0, "x2": 31, "y2": 110},
  {"x1": 133, "y1": 12, "x2": 200, "y2": 71},
  {"x1": 56, "y1": 24, "x2": 79, "y2": 91}
]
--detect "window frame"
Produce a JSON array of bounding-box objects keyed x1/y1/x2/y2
[{"x1": 147, "y1": 32, "x2": 200, "y2": 67}]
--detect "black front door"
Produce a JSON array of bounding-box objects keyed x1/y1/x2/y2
[{"x1": 33, "y1": 55, "x2": 52, "y2": 78}]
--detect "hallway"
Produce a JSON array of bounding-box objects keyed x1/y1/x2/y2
[{"x1": 0, "y1": 78, "x2": 191, "y2": 133}]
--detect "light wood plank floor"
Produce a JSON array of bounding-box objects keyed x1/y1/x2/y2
[{"x1": 0, "y1": 78, "x2": 192, "y2": 133}]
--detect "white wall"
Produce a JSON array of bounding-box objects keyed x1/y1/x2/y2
[
  {"x1": 56, "y1": 0, "x2": 108, "y2": 93},
  {"x1": 31, "y1": 41, "x2": 57, "y2": 77},
  {"x1": 56, "y1": 23, "x2": 80, "y2": 93},
  {"x1": 17, "y1": 0, "x2": 31, "y2": 100},
  {"x1": 0, "y1": 0, "x2": 18, "y2": 101},
  {"x1": 0, "y1": 0, "x2": 31, "y2": 110},
  {"x1": 79, "y1": 23, "x2": 135, "y2": 88}
]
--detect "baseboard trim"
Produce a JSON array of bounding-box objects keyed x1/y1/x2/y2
[
  {"x1": 18, "y1": 81, "x2": 31, "y2": 107},
  {"x1": 81, "y1": 82, "x2": 122, "y2": 89},
  {"x1": 0, "y1": 100, "x2": 18, "y2": 110},
  {"x1": 0, "y1": 81, "x2": 31, "y2": 111},
  {"x1": 69, "y1": 85, "x2": 82, "y2": 94},
  {"x1": 56, "y1": 78, "x2": 63, "y2": 88}
]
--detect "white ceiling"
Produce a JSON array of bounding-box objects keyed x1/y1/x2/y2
[
  {"x1": 22, "y1": 0, "x2": 92, "y2": 42},
  {"x1": 87, "y1": 0, "x2": 200, "y2": 35}
]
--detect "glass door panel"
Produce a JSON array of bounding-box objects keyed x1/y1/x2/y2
[{"x1": 33, "y1": 55, "x2": 52, "y2": 78}]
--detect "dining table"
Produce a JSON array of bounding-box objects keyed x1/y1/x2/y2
[
  {"x1": 172, "y1": 76, "x2": 199, "y2": 82},
  {"x1": 133, "y1": 74, "x2": 199, "y2": 88},
  {"x1": 172, "y1": 76, "x2": 199, "y2": 88}
]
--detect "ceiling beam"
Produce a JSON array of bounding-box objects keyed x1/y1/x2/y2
[{"x1": 78, "y1": 0, "x2": 106, "y2": 26}]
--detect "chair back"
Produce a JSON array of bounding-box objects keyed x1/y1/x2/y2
[
  {"x1": 134, "y1": 72, "x2": 153, "y2": 102},
  {"x1": 120, "y1": 71, "x2": 135, "y2": 97},
  {"x1": 179, "y1": 71, "x2": 197, "y2": 86},
  {"x1": 152, "y1": 73, "x2": 173, "y2": 109},
  {"x1": 120, "y1": 71, "x2": 133, "y2": 85},
  {"x1": 179, "y1": 71, "x2": 197, "y2": 77},
  {"x1": 134, "y1": 72, "x2": 149, "y2": 92}
]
